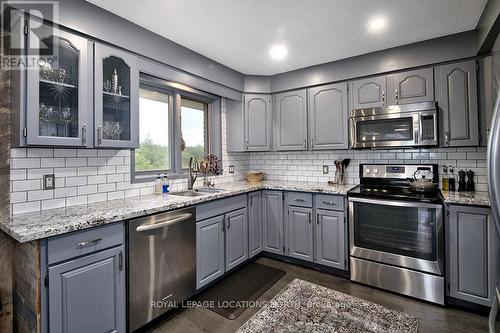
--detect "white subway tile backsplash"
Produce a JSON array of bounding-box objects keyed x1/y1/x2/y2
[
  {"x1": 88, "y1": 175, "x2": 107, "y2": 185},
  {"x1": 11, "y1": 158, "x2": 41, "y2": 169},
  {"x1": 41, "y1": 158, "x2": 65, "y2": 168},
  {"x1": 98, "y1": 183, "x2": 116, "y2": 193},
  {"x1": 10, "y1": 191, "x2": 27, "y2": 204},
  {"x1": 10, "y1": 169, "x2": 26, "y2": 181},
  {"x1": 27, "y1": 148, "x2": 53, "y2": 158},
  {"x1": 88, "y1": 157, "x2": 106, "y2": 166},
  {"x1": 54, "y1": 187, "x2": 77, "y2": 198},
  {"x1": 107, "y1": 156, "x2": 124, "y2": 165},
  {"x1": 10, "y1": 148, "x2": 26, "y2": 158},
  {"x1": 107, "y1": 173, "x2": 124, "y2": 182},
  {"x1": 54, "y1": 148, "x2": 77, "y2": 158},
  {"x1": 77, "y1": 185, "x2": 98, "y2": 196},
  {"x1": 12, "y1": 201, "x2": 40, "y2": 214},
  {"x1": 41, "y1": 198, "x2": 66, "y2": 210},
  {"x1": 12, "y1": 179, "x2": 41, "y2": 192},
  {"x1": 107, "y1": 191, "x2": 124, "y2": 200},
  {"x1": 77, "y1": 167, "x2": 98, "y2": 176},
  {"x1": 54, "y1": 167, "x2": 77, "y2": 177},
  {"x1": 66, "y1": 195, "x2": 87, "y2": 207},
  {"x1": 66, "y1": 158, "x2": 88, "y2": 167},
  {"x1": 98, "y1": 165, "x2": 116, "y2": 175},
  {"x1": 28, "y1": 189, "x2": 53, "y2": 201},
  {"x1": 76, "y1": 149, "x2": 97, "y2": 157},
  {"x1": 88, "y1": 193, "x2": 107, "y2": 203},
  {"x1": 27, "y1": 168, "x2": 54, "y2": 179},
  {"x1": 65, "y1": 176, "x2": 87, "y2": 187}
]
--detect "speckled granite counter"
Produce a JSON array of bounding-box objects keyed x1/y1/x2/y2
[
  {"x1": 440, "y1": 190, "x2": 491, "y2": 207},
  {"x1": 0, "y1": 181, "x2": 355, "y2": 243}
]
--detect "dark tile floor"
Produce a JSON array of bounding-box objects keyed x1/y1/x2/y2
[{"x1": 151, "y1": 257, "x2": 494, "y2": 333}]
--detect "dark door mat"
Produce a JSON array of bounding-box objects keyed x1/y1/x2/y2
[{"x1": 194, "y1": 262, "x2": 286, "y2": 320}]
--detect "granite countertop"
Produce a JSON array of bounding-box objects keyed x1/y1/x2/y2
[
  {"x1": 0, "y1": 180, "x2": 355, "y2": 243},
  {"x1": 440, "y1": 190, "x2": 491, "y2": 207}
]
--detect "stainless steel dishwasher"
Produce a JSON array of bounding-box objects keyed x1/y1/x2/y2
[{"x1": 127, "y1": 207, "x2": 196, "y2": 332}]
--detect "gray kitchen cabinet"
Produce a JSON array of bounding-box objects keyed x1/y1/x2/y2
[
  {"x1": 387, "y1": 68, "x2": 434, "y2": 105},
  {"x1": 351, "y1": 76, "x2": 387, "y2": 109},
  {"x1": 94, "y1": 43, "x2": 139, "y2": 148},
  {"x1": 225, "y1": 98, "x2": 245, "y2": 152},
  {"x1": 308, "y1": 82, "x2": 349, "y2": 150},
  {"x1": 315, "y1": 209, "x2": 346, "y2": 270},
  {"x1": 448, "y1": 205, "x2": 497, "y2": 306},
  {"x1": 248, "y1": 191, "x2": 264, "y2": 258},
  {"x1": 225, "y1": 208, "x2": 249, "y2": 271},
  {"x1": 263, "y1": 190, "x2": 284, "y2": 255},
  {"x1": 274, "y1": 89, "x2": 308, "y2": 151},
  {"x1": 24, "y1": 18, "x2": 93, "y2": 147},
  {"x1": 287, "y1": 206, "x2": 314, "y2": 262},
  {"x1": 436, "y1": 60, "x2": 479, "y2": 147},
  {"x1": 196, "y1": 215, "x2": 225, "y2": 289},
  {"x1": 48, "y1": 246, "x2": 125, "y2": 333},
  {"x1": 244, "y1": 94, "x2": 272, "y2": 151}
]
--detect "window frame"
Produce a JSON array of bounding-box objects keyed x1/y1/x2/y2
[{"x1": 132, "y1": 74, "x2": 221, "y2": 183}]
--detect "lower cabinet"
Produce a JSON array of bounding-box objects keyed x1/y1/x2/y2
[
  {"x1": 263, "y1": 190, "x2": 284, "y2": 255},
  {"x1": 196, "y1": 206, "x2": 248, "y2": 289},
  {"x1": 315, "y1": 209, "x2": 346, "y2": 270},
  {"x1": 196, "y1": 215, "x2": 226, "y2": 289},
  {"x1": 287, "y1": 206, "x2": 314, "y2": 261},
  {"x1": 447, "y1": 205, "x2": 497, "y2": 306},
  {"x1": 248, "y1": 191, "x2": 264, "y2": 258},
  {"x1": 47, "y1": 239, "x2": 125, "y2": 333}
]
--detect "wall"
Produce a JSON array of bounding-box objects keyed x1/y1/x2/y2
[
  {"x1": 9, "y1": 99, "x2": 249, "y2": 214},
  {"x1": 248, "y1": 147, "x2": 487, "y2": 192}
]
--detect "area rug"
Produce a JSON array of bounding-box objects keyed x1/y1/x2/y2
[{"x1": 236, "y1": 278, "x2": 419, "y2": 333}]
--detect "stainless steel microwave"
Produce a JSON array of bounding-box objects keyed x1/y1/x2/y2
[{"x1": 350, "y1": 102, "x2": 438, "y2": 149}]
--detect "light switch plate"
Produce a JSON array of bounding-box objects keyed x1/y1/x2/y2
[
  {"x1": 323, "y1": 165, "x2": 329, "y2": 174},
  {"x1": 43, "y1": 174, "x2": 55, "y2": 190},
  {"x1": 229, "y1": 165, "x2": 234, "y2": 173}
]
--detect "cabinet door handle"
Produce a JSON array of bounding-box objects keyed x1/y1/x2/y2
[
  {"x1": 317, "y1": 213, "x2": 320, "y2": 225},
  {"x1": 308, "y1": 212, "x2": 311, "y2": 224},
  {"x1": 322, "y1": 201, "x2": 336, "y2": 206},
  {"x1": 77, "y1": 238, "x2": 102, "y2": 248},
  {"x1": 118, "y1": 251, "x2": 123, "y2": 271},
  {"x1": 382, "y1": 91, "x2": 385, "y2": 105},
  {"x1": 294, "y1": 198, "x2": 306, "y2": 202},
  {"x1": 395, "y1": 89, "x2": 399, "y2": 104},
  {"x1": 444, "y1": 130, "x2": 450, "y2": 146},
  {"x1": 310, "y1": 138, "x2": 314, "y2": 147},
  {"x1": 221, "y1": 217, "x2": 225, "y2": 232},
  {"x1": 250, "y1": 196, "x2": 253, "y2": 206},
  {"x1": 246, "y1": 140, "x2": 249, "y2": 150},
  {"x1": 97, "y1": 125, "x2": 103, "y2": 145},
  {"x1": 82, "y1": 124, "x2": 87, "y2": 146},
  {"x1": 303, "y1": 138, "x2": 307, "y2": 148}
]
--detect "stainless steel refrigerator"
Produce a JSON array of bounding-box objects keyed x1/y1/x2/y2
[{"x1": 488, "y1": 86, "x2": 500, "y2": 332}]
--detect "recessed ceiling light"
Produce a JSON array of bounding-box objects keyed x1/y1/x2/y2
[
  {"x1": 269, "y1": 44, "x2": 288, "y2": 60},
  {"x1": 367, "y1": 17, "x2": 387, "y2": 33}
]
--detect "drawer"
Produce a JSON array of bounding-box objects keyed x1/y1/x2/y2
[
  {"x1": 196, "y1": 194, "x2": 247, "y2": 221},
  {"x1": 286, "y1": 192, "x2": 313, "y2": 208},
  {"x1": 47, "y1": 222, "x2": 124, "y2": 265},
  {"x1": 314, "y1": 194, "x2": 344, "y2": 211}
]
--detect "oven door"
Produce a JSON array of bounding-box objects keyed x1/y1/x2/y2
[
  {"x1": 350, "y1": 112, "x2": 419, "y2": 149},
  {"x1": 349, "y1": 197, "x2": 443, "y2": 275}
]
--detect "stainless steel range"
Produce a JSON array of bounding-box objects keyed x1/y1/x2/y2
[{"x1": 348, "y1": 164, "x2": 444, "y2": 304}]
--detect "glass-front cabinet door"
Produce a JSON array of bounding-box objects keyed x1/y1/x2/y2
[
  {"x1": 26, "y1": 19, "x2": 92, "y2": 147},
  {"x1": 94, "y1": 43, "x2": 139, "y2": 148}
]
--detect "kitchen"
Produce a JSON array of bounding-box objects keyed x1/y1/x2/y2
[{"x1": 0, "y1": 0, "x2": 499, "y2": 332}]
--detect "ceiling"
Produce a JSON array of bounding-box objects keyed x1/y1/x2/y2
[{"x1": 86, "y1": 0, "x2": 487, "y2": 75}]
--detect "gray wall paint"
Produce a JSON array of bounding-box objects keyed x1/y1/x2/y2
[
  {"x1": 245, "y1": 31, "x2": 478, "y2": 94},
  {"x1": 51, "y1": 0, "x2": 244, "y2": 92}
]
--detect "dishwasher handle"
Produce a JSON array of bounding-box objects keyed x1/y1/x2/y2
[{"x1": 136, "y1": 213, "x2": 192, "y2": 232}]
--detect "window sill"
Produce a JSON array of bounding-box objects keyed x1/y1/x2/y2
[{"x1": 132, "y1": 172, "x2": 188, "y2": 184}]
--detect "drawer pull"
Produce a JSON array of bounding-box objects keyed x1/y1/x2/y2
[
  {"x1": 294, "y1": 198, "x2": 306, "y2": 202},
  {"x1": 77, "y1": 238, "x2": 102, "y2": 248},
  {"x1": 322, "y1": 201, "x2": 336, "y2": 206}
]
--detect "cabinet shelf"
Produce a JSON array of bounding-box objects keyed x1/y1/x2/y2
[
  {"x1": 103, "y1": 91, "x2": 130, "y2": 99},
  {"x1": 39, "y1": 79, "x2": 77, "y2": 89}
]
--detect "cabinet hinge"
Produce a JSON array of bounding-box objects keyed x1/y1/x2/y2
[
  {"x1": 44, "y1": 275, "x2": 49, "y2": 287},
  {"x1": 23, "y1": 128, "x2": 27, "y2": 137}
]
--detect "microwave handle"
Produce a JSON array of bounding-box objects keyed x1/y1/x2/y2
[{"x1": 417, "y1": 113, "x2": 437, "y2": 145}]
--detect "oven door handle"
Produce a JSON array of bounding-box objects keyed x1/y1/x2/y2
[{"x1": 348, "y1": 196, "x2": 442, "y2": 209}]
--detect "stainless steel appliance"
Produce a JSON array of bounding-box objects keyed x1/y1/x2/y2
[
  {"x1": 350, "y1": 101, "x2": 438, "y2": 149},
  {"x1": 348, "y1": 164, "x2": 445, "y2": 304},
  {"x1": 128, "y1": 207, "x2": 196, "y2": 332},
  {"x1": 488, "y1": 90, "x2": 500, "y2": 332}
]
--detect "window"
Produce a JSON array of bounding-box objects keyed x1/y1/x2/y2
[
  {"x1": 132, "y1": 75, "x2": 220, "y2": 182},
  {"x1": 136, "y1": 87, "x2": 171, "y2": 172},
  {"x1": 180, "y1": 98, "x2": 208, "y2": 169}
]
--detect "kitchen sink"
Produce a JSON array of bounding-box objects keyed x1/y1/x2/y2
[
  {"x1": 170, "y1": 190, "x2": 207, "y2": 197},
  {"x1": 196, "y1": 187, "x2": 225, "y2": 193}
]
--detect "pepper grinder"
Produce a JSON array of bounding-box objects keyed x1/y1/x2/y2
[
  {"x1": 466, "y1": 170, "x2": 475, "y2": 192},
  {"x1": 458, "y1": 170, "x2": 467, "y2": 191}
]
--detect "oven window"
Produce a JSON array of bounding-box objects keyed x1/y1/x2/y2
[
  {"x1": 353, "y1": 201, "x2": 437, "y2": 261},
  {"x1": 356, "y1": 117, "x2": 413, "y2": 142}
]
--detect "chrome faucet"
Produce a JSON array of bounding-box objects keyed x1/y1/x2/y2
[{"x1": 187, "y1": 156, "x2": 199, "y2": 190}]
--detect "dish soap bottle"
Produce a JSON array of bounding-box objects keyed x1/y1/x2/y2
[
  {"x1": 154, "y1": 174, "x2": 162, "y2": 195},
  {"x1": 162, "y1": 173, "x2": 169, "y2": 193}
]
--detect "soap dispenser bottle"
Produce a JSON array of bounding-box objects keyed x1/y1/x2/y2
[{"x1": 154, "y1": 174, "x2": 162, "y2": 195}]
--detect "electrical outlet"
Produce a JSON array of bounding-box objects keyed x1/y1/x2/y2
[
  {"x1": 323, "y1": 165, "x2": 329, "y2": 174},
  {"x1": 229, "y1": 165, "x2": 235, "y2": 174},
  {"x1": 43, "y1": 174, "x2": 55, "y2": 190}
]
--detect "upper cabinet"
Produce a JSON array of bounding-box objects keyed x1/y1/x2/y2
[
  {"x1": 244, "y1": 94, "x2": 272, "y2": 151},
  {"x1": 26, "y1": 19, "x2": 93, "y2": 147},
  {"x1": 436, "y1": 60, "x2": 479, "y2": 147},
  {"x1": 308, "y1": 82, "x2": 349, "y2": 150},
  {"x1": 94, "y1": 43, "x2": 139, "y2": 148},
  {"x1": 350, "y1": 76, "x2": 387, "y2": 109},
  {"x1": 274, "y1": 89, "x2": 307, "y2": 151},
  {"x1": 387, "y1": 68, "x2": 434, "y2": 105}
]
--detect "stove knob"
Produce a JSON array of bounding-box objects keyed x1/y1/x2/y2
[
  {"x1": 365, "y1": 168, "x2": 371, "y2": 174},
  {"x1": 373, "y1": 168, "x2": 379, "y2": 174}
]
